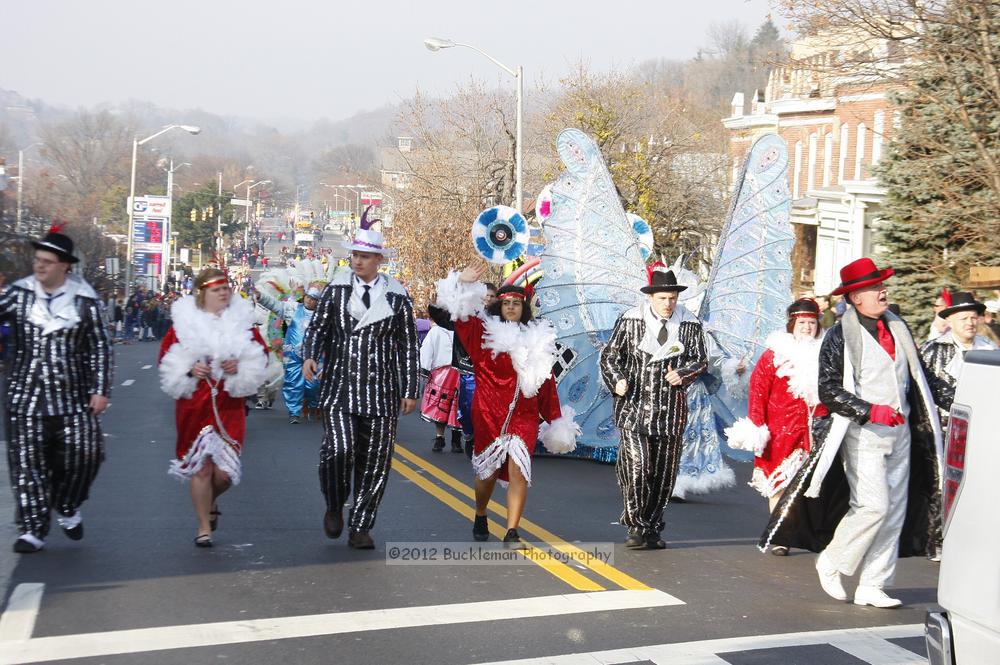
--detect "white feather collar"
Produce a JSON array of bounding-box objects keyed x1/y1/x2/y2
[
  {"x1": 170, "y1": 295, "x2": 258, "y2": 380},
  {"x1": 765, "y1": 330, "x2": 823, "y2": 406},
  {"x1": 481, "y1": 316, "x2": 558, "y2": 398}
]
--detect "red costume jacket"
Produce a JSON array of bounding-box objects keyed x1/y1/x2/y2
[{"x1": 745, "y1": 334, "x2": 828, "y2": 497}]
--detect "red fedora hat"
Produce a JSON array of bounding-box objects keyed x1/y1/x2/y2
[{"x1": 830, "y1": 257, "x2": 894, "y2": 296}]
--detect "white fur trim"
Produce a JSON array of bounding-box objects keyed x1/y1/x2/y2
[
  {"x1": 158, "y1": 343, "x2": 200, "y2": 399},
  {"x1": 539, "y1": 406, "x2": 581, "y2": 454},
  {"x1": 766, "y1": 331, "x2": 822, "y2": 406},
  {"x1": 672, "y1": 464, "x2": 736, "y2": 498},
  {"x1": 471, "y1": 434, "x2": 532, "y2": 486},
  {"x1": 720, "y1": 357, "x2": 750, "y2": 400},
  {"x1": 482, "y1": 317, "x2": 557, "y2": 398},
  {"x1": 724, "y1": 417, "x2": 771, "y2": 456},
  {"x1": 223, "y1": 339, "x2": 270, "y2": 397},
  {"x1": 168, "y1": 426, "x2": 242, "y2": 485},
  {"x1": 749, "y1": 448, "x2": 807, "y2": 498},
  {"x1": 160, "y1": 295, "x2": 268, "y2": 399},
  {"x1": 434, "y1": 271, "x2": 488, "y2": 321}
]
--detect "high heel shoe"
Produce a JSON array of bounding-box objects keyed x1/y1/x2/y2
[{"x1": 194, "y1": 534, "x2": 213, "y2": 548}]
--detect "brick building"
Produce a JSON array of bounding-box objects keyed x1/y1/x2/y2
[{"x1": 723, "y1": 35, "x2": 899, "y2": 295}]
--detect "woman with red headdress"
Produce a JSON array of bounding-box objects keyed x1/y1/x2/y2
[
  {"x1": 726, "y1": 298, "x2": 828, "y2": 555},
  {"x1": 435, "y1": 261, "x2": 579, "y2": 547},
  {"x1": 158, "y1": 268, "x2": 269, "y2": 547}
]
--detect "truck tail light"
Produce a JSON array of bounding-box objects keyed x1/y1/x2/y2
[{"x1": 942, "y1": 406, "x2": 970, "y2": 526}]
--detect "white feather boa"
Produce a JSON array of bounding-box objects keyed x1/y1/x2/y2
[
  {"x1": 435, "y1": 271, "x2": 488, "y2": 321},
  {"x1": 481, "y1": 316, "x2": 558, "y2": 398},
  {"x1": 766, "y1": 331, "x2": 822, "y2": 406},
  {"x1": 159, "y1": 295, "x2": 269, "y2": 400},
  {"x1": 539, "y1": 406, "x2": 581, "y2": 454}
]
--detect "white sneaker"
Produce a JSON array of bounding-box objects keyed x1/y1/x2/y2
[
  {"x1": 854, "y1": 585, "x2": 902, "y2": 608},
  {"x1": 815, "y1": 551, "x2": 848, "y2": 601}
]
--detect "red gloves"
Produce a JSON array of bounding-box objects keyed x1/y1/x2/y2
[{"x1": 870, "y1": 404, "x2": 905, "y2": 427}]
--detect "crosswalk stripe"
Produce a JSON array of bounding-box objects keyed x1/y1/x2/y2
[
  {"x1": 0, "y1": 583, "x2": 44, "y2": 643},
  {"x1": 0, "y1": 589, "x2": 679, "y2": 664},
  {"x1": 395, "y1": 443, "x2": 652, "y2": 591},
  {"x1": 472, "y1": 624, "x2": 925, "y2": 665}
]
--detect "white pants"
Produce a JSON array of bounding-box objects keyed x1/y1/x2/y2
[{"x1": 824, "y1": 427, "x2": 910, "y2": 588}]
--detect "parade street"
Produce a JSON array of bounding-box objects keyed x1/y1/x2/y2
[{"x1": 0, "y1": 340, "x2": 934, "y2": 665}]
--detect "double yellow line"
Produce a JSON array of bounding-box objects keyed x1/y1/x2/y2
[{"x1": 391, "y1": 444, "x2": 651, "y2": 592}]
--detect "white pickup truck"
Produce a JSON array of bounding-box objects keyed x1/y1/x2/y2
[{"x1": 925, "y1": 349, "x2": 1000, "y2": 665}]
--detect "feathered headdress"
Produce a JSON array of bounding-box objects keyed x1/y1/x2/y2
[{"x1": 359, "y1": 205, "x2": 380, "y2": 231}]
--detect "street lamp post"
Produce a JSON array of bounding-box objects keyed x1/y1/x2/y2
[
  {"x1": 125, "y1": 124, "x2": 200, "y2": 298},
  {"x1": 424, "y1": 37, "x2": 523, "y2": 213},
  {"x1": 245, "y1": 179, "x2": 271, "y2": 248},
  {"x1": 16, "y1": 143, "x2": 44, "y2": 234},
  {"x1": 163, "y1": 160, "x2": 191, "y2": 289}
]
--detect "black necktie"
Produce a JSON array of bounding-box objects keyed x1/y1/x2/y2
[
  {"x1": 657, "y1": 319, "x2": 669, "y2": 346},
  {"x1": 362, "y1": 285, "x2": 371, "y2": 309}
]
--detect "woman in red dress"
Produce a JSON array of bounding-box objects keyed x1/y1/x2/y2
[
  {"x1": 436, "y1": 262, "x2": 579, "y2": 547},
  {"x1": 726, "y1": 298, "x2": 827, "y2": 555},
  {"x1": 158, "y1": 269, "x2": 269, "y2": 547}
]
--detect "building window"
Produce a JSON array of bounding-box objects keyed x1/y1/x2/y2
[
  {"x1": 872, "y1": 111, "x2": 885, "y2": 164},
  {"x1": 823, "y1": 133, "x2": 833, "y2": 187},
  {"x1": 839, "y1": 123, "x2": 849, "y2": 184},
  {"x1": 854, "y1": 123, "x2": 867, "y2": 180},
  {"x1": 794, "y1": 140, "x2": 803, "y2": 199},
  {"x1": 807, "y1": 133, "x2": 818, "y2": 193}
]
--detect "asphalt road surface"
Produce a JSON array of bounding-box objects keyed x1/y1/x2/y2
[{"x1": 0, "y1": 341, "x2": 936, "y2": 664}]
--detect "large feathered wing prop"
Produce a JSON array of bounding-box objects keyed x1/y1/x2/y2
[
  {"x1": 699, "y1": 133, "x2": 794, "y2": 367},
  {"x1": 536, "y1": 129, "x2": 647, "y2": 461}
]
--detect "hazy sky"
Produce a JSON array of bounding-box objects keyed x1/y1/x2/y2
[{"x1": 6, "y1": 0, "x2": 775, "y2": 124}]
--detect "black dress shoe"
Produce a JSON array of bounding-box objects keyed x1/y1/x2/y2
[
  {"x1": 13, "y1": 537, "x2": 43, "y2": 553},
  {"x1": 473, "y1": 515, "x2": 489, "y2": 541},
  {"x1": 323, "y1": 510, "x2": 344, "y2": 539},
  {"x1": 432, "y1": 436, "x2": 445, "y2": 452},
  {"x1": 58, "y1": 512, "x2": 85, "y2": 541},
  {"x1": 670, "y1": 495, "x2": 687, "y2": 504},
  {"x1": 194, "y1": 534, "x2": 213, "y2": 548},
  {"x1": 645, "y1": 534, "x2": 667, "y2": 550},
  {"x1": 503, "y1": 528, "x2": 527, "y2": 549},
  {"x1": 624, "y1": 531, "x2": 645, "y2": 549},
  {"x1": 348, "y1": 530, "x2": 375, "y2": 549}
]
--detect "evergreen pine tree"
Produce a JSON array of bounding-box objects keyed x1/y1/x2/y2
[{"x1": 875, "y1": 1, "x2": 1000, "y2": 333}]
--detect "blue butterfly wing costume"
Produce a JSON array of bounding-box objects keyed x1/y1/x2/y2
[
  {"x1": 537, "y1": 131, "x2": 793, "y2": 465},
  {"x1": 536, "y1": 129, "x2": 646, "y2": 461},
  {"x1": 674, "y1": 133, "x2": 794, "y2": 493}
]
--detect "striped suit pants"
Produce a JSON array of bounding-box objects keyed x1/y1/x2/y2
[
  {"x1": 6, "y1": 413, "x2": 104, "y2": 539},
  {"x1": 319, "y1": 410, "x2": 397, "y2": 531},
  {"x1": 617, "y1": 428, "x2": 682, "y2": 536}
]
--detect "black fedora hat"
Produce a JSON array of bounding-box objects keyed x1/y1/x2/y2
[
  {"x1": 938, "y1": 291, "x2": 985, "y2": 319},
  {"x1": 641, "y1": 267, "x2": 688, "y2": 294},
  {"x1": 31, "y1": 224, "x2": 79, "y2": 264}
]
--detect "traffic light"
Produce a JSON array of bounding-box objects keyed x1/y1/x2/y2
[
  {"x1": 207, "y1": 206, "x2": 213, "y2": 218},
  {"x1": 190, "y1": 208, "x2": 197, "y2": 222}
]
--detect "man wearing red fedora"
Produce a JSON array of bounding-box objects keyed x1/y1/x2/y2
[
  {"x1": 600, "y1": 263, "x2": 708, "y2": 550},
  {"x1": 0, "y1": 225, "x2": 113, "y2": 553},
  {"x1": 761, "y1": 257, "x2": 945, "y2": 608}
]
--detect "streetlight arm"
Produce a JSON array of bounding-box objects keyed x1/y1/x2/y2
[
  {"x1": 452, "y1": 42, "x2": 517, "y2": 78},
  {"x1": 137, "y1": 124, "x2": 201, "y2": 146}
]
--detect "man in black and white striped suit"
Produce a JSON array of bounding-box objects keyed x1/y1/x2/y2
[
  {"x1": 600, "y1": 265, "x2": 707, "y2": 550},
  {"x1": 1, "y1": 227, "x2": 113, "y2": 554},
  {"x1": 303, "y1": 212, "x2": 419, "y2": 549}
]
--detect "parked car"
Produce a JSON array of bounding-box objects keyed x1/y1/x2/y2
[{"x1": 925, "y1": 349, "x2": 1000, "y2": 665}]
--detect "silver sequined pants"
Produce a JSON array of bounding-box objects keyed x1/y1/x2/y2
[
  {"x1": 617, "y1": 428, "x2": 682, "y2": 536},
  {"x1": 6, "y1": 413, "x2": 104, "y2": 539},
  {"x1": 319, "y1": 410, "x2": 397, "y2": 531},
  {"x1": 824, "y1": 429, "x2": 910, "y2": 587}
]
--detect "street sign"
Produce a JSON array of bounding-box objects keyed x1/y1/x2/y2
[
  {"x1": 230, "y1": 198, "x2": 251, "y2": 207},
  {"x1": 105, "y1": 258, "x2": 120, "y2": 275}
]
